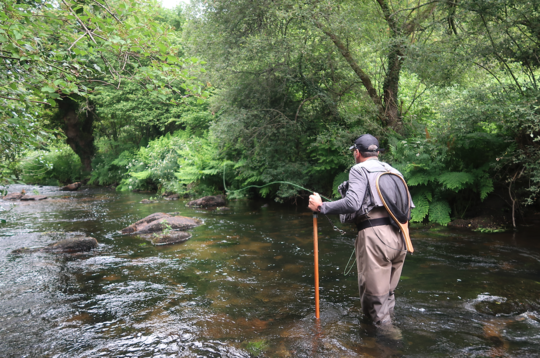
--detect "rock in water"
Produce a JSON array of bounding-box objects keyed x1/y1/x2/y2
[
  {"x1": 186, "y1": 195, "x2": 227, "y2": 208},
  {"x1": 12, "y1": 236, "x2": 98, "y2": 254},
  {"x1": 121, "y1": 213, "x2": 202, "y2": 235},
  {"x1": 20, "y1": 195, "x2": 48, "y2": 201},
  {"x1": 2, "y1": 193, "x2": 23, "y2": 200},
  {"x1": 60, "y1": 182, "x2": 82, "y2": 191},
  {"x1": 47, "y1": 236, "x2": 98, "y2": 252},
  {"x1": 138, "y1": 232, "x2": 192, "y2": 246},
  {"x1": 164, "y1": 194, "x2": 179, "y2": 201}
]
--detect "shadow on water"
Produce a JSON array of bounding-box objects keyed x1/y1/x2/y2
[{"x1": 0, "y1": 185, "x2": 539, "y2": 357}]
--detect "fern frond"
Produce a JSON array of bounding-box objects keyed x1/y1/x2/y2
[
  {"x1": 130, "y1": 170, "x2": 152, "y2": 180},
  {"x1": 410, "y1": 194, "x2": 430, "y2": 222},
  {"x1": 407, "y1": 172, "x2": 437, "y2": 186},
  {"x1": 479, "y1": 177, "x2": 494, "y2": 201},
  {"x1": 437, "y1": 172, "x2": 475, "y2": 191},
  {"x1": 428, "y1": 200, "x2": 451, "y2": 225},
  {"x1": 332, "y1": 172, "x2": 349, "y2": 198}
]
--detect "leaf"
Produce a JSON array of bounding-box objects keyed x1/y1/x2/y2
[
  {"x1": 41, "y1": 86, "x2": 56, "y2": 93},
  {"x1": 407, "y1": 172, "x2": 436, "y2": 186},
  {"x1": 479, "y1": 177, "x2": 494, "y2": 201},
  {"x1": 332, "y1": 172, "x2": 349, "y2": 198},
  {"x1": 411, "y1": 193, "x2": 430, "y2": 222},
  {"x1": 130, "y1": 170, "x2": 152, "y2": 180},
  {"x1": 437, "y1": 172, "x2": 475, "y2": 191},
  {"x1": 428, "y1": 200, "x2": 451, "y2": 226}
]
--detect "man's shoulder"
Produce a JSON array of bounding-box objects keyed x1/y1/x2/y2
[
  {"x1": 352, "y1": 159, "x2": 392, "y2": 172},
  {"x1": 352, "y1": 160, "x2": 403, "y2": 176}
]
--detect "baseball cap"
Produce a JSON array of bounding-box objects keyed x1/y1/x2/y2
[{"x1": 348, "y1": 134, "x2": 384, "y2": 152}]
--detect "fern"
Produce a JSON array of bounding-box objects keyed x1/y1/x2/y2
[
  {"x1": 478, "y1": 177, "x2": 494, "y2": 201},
  {"x1": 332, "y1": 172, "x2": 349, "y2": 198},
  {"x1": 407, "y1": 172, "x2": 437, "y2": 186},
  {"x1": 437, "y1": 172, "x2": 475, "y2": 191},
  {"x1": 411, "y1": 193, "x2": 430, "y2": 222},
  {"x1": 428, "y1": 200, "x2": 451, "y2": 225},
  {"x1": 130, "y1": 170, "x2": 152, "y2": 180}
]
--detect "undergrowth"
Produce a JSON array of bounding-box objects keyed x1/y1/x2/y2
[{"x1": 17, "y1": 142, "x2": 83, "y2": 185}]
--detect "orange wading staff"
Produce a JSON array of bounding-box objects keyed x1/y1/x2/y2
[{"x1": 313, "y1": 212, "x2": 320, "y2": 319}]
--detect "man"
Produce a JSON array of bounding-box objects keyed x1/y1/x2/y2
[{"x1": 308, "y1": 134, "x2": 408, "y2": 325}]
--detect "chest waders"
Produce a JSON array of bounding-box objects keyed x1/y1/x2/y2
[{"x1": 375, "y1": 172, "x2": 414, "y2": 253}]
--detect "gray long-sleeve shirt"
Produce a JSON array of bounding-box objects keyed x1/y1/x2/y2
[{"x1": 320, "y1": 158, "x2": 411, "y2": 216}]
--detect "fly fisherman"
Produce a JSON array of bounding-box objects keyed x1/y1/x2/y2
[{"x1": 308, "y1": 134, "x2": 410, "y2": 326}]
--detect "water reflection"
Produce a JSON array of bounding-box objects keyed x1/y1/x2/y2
[{"x1": 0, "y1": 185, "x2": 539, "y2": 357}]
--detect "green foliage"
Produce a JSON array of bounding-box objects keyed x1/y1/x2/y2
[
  {"x1": 115, "y1": 130, "x2": 222, "y2": 195},
  {"x1": 389, "y1": 131, "x2": 505, "y2": 225},
  {"x1": 437, "y1": 172, "x2": 476, "y2": 192},
  {"x1": 332, "y1": 172, "x2": 349, "y2": 199},
  {"x1": 473, "y1": 227, "x2": 507, "y2": 233},
  {"x1": 18, "y1": 142, "x2": 83, "y2": 185},
  {"x1": 89, "y1": 148, "x2": 135, "y2": 186},
  {"x1": 428, "y1": 200, "x2": 452, "y2": 226},
  {"x1": 1, "y1": 0, "x2": 208, "y2": 179},
  {"x1": 243, "y1": 339, "x2": 269, "y2": 357}
]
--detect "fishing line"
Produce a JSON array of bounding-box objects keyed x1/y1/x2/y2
[
  {"x1": 222, "y1": 163, "x2": 354, "y2": 272},
  {"x1": 222, "y1": 163, "x2": 333, "y2": 201}
]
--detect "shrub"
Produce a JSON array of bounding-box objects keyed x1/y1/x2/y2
[
  {"x1": 116, "y1": 130, "x2": 222, "y2": 195},
  {"x1": 18, "y1": 142, "x2": 83, "y2": 185},
  {"x1": 388, "y1": 132, "x2": 507, "y2": 225}
]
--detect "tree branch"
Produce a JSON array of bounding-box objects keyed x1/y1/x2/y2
[
  {"x1": 0, "y1": 96, "x2": 50, "y2": 105},
  {"x1": 480, "y1": 13, "x2": 524, "y2": 95},
  {"x1": 313, "y1": 20, "x2": 383, "y2": 112},
  {"x1": 92, "y1": 0, "x2": 122, "y2": 23}
]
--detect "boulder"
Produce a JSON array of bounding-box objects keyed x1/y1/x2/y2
[
  {"x1": 164, "y1": 194, "x2": 179, "y2": 201},
  {"x1": 12, "y1": 236, "x2": 98, "y2": 254},
  {"x1": 140, "y1": 199, "x2": 158, "y2": 204},
  {"x1": 138, "y1": 231, "x2": 192, "y2": 246},
  {"x1": 187, "y1": 195, "x2": 227, "y2": 208},
  {"x1": 2, "y1": 193, "x2": 23, "y2": 200},
  {"x1": 20, "y1": 195, "x2": 48, "y2": 201},
  {"x1": 47, "y1": 236, "x2": 98, "y2": 252},
  {"x1": 60, "y1": 182, "x2": 82, "y2": 191},
  {"x1": 121, "y1": 213, "x2": 202, "y2": 235}
]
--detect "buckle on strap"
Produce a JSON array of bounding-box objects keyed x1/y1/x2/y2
[{"x1": 356, "y1": 217, "x2": 392, "y2": 232}]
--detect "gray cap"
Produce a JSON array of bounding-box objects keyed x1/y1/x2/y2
[{"x1": 349, "y1": 134, "x2": 383, "y2": 152}]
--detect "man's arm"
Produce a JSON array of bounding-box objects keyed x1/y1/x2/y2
[{"x1": 308, "y1": 166, "x2": 367, "y2": 214}]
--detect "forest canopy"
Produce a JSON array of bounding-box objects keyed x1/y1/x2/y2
[{"x1": 2, "y1": 0, "x2": 539, "y2": 226}]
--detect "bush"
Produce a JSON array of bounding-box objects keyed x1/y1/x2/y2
[
  {"x1": 388, "y1": 132, "x2": 508, "y2": 225},
  {"x1": 18, "y1": 142, "x2": 83, "y2": 185},
  {"x1": 116, "y1": 130, "x2": 222, "y2": 195}
]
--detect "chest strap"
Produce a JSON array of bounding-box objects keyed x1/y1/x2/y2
[{"x1": 356, "y1": 217, "x2": 392, "y2": 232}]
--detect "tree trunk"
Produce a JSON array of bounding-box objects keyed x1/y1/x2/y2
[
  {"x1": 382, "y1": 43, "x2": 404, "y2": 130},
  {"x1": 55, "y1": 96, "x2": 96, "y2": 173}
]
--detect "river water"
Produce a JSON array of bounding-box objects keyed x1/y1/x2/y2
[{"x1": 0, "y1": 185, "x2": 539, "y2": 357}]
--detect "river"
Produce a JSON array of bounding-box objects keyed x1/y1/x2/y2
[{"x1": 1, "y1": 185, "x2": 539, "y2": 357}]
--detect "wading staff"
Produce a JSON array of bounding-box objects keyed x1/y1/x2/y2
[{"x1": 313, "y1": 212, "x2": 320, "y2": 320}]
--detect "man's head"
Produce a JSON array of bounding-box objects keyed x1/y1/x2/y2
[{"x1": 349, "y1": 134, "x2": 382, "y2": 163}]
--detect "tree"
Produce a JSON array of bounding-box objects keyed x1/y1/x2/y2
[{"x1": 0, "y1": 0, "x2": 207, "y2": 173}]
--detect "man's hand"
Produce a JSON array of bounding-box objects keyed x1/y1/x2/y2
[{"x1": 308, "y1": 193, "x2": 323, "y2": 212}]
